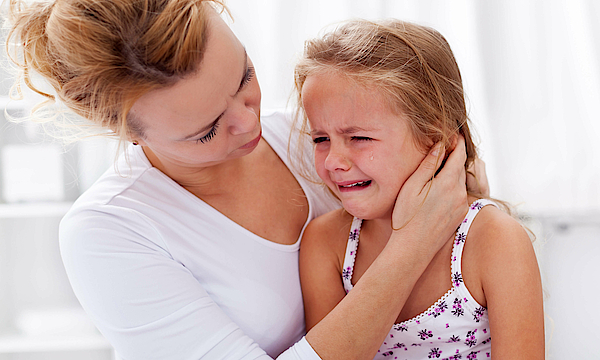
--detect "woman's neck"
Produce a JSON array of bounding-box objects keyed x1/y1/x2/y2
[{"x1": 141, "y1": 142, "x2": 264, "y2": 198}]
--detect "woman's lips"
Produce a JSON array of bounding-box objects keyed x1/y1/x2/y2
[{"x1": 239, "y1": 131, "x2": 262, "y2": 149}]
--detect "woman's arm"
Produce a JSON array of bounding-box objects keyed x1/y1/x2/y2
[
  {"x1": 302, "y1": 139, "x2": 469, "y2": 360},
  {"x1": 472, "y1": 207, "x2": 545, "y2": 359}
]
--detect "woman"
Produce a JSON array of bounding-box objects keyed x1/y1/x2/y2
[{"x1": 7, "y1": 0, "x2": 479, "y2": 359}]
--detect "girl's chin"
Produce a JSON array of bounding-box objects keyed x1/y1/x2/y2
[{"x1": 342, "y1": 204, "x2": 393, "y2": 221}]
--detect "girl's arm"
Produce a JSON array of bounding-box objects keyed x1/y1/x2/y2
[
  {"x1": 470, "y1": 206, "x2": 545, "y2": 359},
  {"x1": 302, "y1": 140, "x2": 469, "y2": 360},
  {"x1": 300, "y1": 209, "x2": 352, "y2": 331}
]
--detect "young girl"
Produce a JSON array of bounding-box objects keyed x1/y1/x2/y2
[{"x1": 296, "y1": 20, "x2": 544, "y2": 359}]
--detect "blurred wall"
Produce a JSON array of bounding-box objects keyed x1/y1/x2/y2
[{"x1": 225, "y1": 0, "x2": 600, "y2": 215}]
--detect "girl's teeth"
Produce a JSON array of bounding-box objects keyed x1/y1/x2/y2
[{"x1": 340, "y1": 181, "x2": 370, "y2": 188}]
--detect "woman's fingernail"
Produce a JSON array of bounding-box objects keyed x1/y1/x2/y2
[{"x1": 431, "y1": 144, "x2": 441, "y2": 157}]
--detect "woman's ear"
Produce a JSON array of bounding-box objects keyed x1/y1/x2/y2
[
  {"x1": 128, "y1": 137, "x2": 147, "y2": 146},
  {"x1": 125, "y1": 129, "x2": 147, "y2": 147}
]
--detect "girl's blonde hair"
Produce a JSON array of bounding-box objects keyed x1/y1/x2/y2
[
  {"x1": 294, "y1": 19, "x2": 486, "y2": 200},
  {"x1": 5, "y1": 0, "x2": 225, "y2": 141}
]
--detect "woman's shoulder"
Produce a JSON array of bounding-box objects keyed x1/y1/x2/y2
[
  {"x1": 260, "y1": 109, "x2": 294, "y2": 145},
  {"x1": 59, "y1": 149, "x2": 180, "y2": 255}
]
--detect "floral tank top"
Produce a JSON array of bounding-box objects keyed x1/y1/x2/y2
[{"x1": 342, "y1": 199, "x2": 496, "y2": 360}]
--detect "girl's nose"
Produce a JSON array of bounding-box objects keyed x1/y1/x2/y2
[{"x1": 324, "y1": 147, "x2": 352, "y2": 172}]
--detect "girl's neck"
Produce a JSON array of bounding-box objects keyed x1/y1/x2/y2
[{"x1": 361, "y1": 216, "x2": 395, "y2": 242}]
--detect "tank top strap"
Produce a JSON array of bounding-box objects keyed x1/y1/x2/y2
[
  {"x1": 451, "y1": 199, "x2": 497, "y2": 299},
  {"x1": 342, "y1": 217, "x2": 363, "y2": 293}
]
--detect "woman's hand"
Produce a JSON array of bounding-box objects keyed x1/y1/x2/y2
[
  {"x1": 467, "y1": 157, "x2": 490, "y2": 197},
  {"x1": 391, "y1": 137, "x2": 469, "y2": 258}
]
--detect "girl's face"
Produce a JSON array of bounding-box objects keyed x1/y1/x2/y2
[
  {"x1": 130, "y1": 9, "x2": 262, "y2": 172},
  {"x1": 302, "y1": 72, "x2": 428, "y2": 221}
]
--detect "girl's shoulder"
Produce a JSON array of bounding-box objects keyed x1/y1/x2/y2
[
  {"x1": 304, "y1": 208, "x2": 353, "y2": 242},
  {"x1": 305, "y1": 208, "x2": 353, "y2": 237},
  {"x1": 467, "y1": 199, "x2": 531, "y2": 252},
  {"x1": 301, "y1": 208, "x2": 353, "y2": 267},
  {"x1": 463, "y1": 199, "x2": 535, "y2": 304}
]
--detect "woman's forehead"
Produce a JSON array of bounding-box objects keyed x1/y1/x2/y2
[{"x1": 129, "y1": 17, "x2": 247, "y2": 140}]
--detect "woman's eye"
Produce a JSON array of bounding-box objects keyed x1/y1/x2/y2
[
  {"x1": 312, "y1": 137, "x2": 329, "y2": 144},
  {"x1": 195, "y1": 123, "x2": 220, "y2": 144},
  {"x1": 238, "y1": 65, "x2": 255, "y2": 93}
]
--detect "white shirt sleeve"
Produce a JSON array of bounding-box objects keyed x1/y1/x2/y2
[
  {"x1": 60, "y1": 207, "x2": 322, "y2": 360},
  {"x1": 277, "y1": 338, "x2": 322, "y2": 360},
  {"x1": 199, "y1": 332, "x2": 320, "y2": 360}
]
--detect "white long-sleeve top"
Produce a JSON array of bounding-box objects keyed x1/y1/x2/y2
[{"x1": 59, "y1": 110, "x2": 339, "y2": 360}]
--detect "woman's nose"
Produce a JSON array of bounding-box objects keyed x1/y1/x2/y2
[{"x1": 228, "y1": 105, "x2": 258, "y2": 135}]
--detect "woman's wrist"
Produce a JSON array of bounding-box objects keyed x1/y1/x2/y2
[{"x1": 388, "y1": 227, "x2": 442, "y2": 267}]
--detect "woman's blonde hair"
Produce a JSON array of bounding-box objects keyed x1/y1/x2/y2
[
  {"x1": 294, "y1": 19, "x2": 486, "y2": 200},
  {"x1": 5, "y1": 0, "x2": 226, "y2": 141}
]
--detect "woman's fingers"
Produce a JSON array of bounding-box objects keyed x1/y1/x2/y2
[
  {"x1": 432, "y1": 136, "x2": 468, "y2": 228},
  {"x1": 392, "y1": 137, "x2": 468, "y2": 254},
  {"x1": 401, "y1": 142, "x2": 445, "y2": 195},
  {"x1": 466, "y1": 158, "x2": 490, "y2": 197},
  {"x1": 391, "y1": 143, "x2": 443, "y2": 227},
  {"x1": 436, "y1": 136, "x2": 466, "y2": 182}
]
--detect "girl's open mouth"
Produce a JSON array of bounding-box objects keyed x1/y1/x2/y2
[{"x1": 338, "y1": 180, "x2": 372, "y2": 189}]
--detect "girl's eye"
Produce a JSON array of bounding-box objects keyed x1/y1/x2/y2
[
  {"x1": 238, "y1": 65, "x2": 255, "y2": 93},
  {"x1": 196, "y1": 122, "x2": 220, "y2": 144},
  {"x1": 312, "y1": 137, "x2": 329, "y2": 144},
  {"x1": 352, "y1": 136, "x2": 373, "y2": 142}
]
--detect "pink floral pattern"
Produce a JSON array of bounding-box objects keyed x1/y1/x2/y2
[{"x1": 341, "y1": 199, "x2": 496, "y2": 360}]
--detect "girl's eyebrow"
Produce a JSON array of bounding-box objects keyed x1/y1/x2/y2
[
  {"x1": 311, "y1": 125, "x2": 376, "y2": 136},
  {"x1": 339, "y1": 126, "x2": 375, "y2": 134}
]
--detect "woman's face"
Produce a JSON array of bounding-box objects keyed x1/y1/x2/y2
[
  {"x1": 130, "y1": 9, "x2": 262, "y2": 172},
  {"x1": 302, "y1": 71, "x2": 428, "y2": 221}
]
